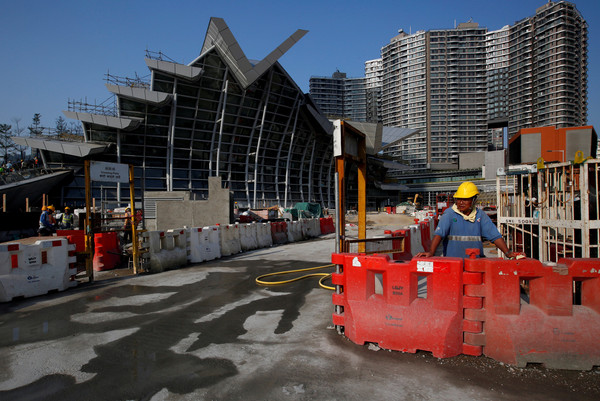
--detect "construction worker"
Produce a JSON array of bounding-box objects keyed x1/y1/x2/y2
[
  {"x1": 122, "y1": 206, "x2": 132, "y2": 244},
  {"x1": 416, "y1": 182, "x2": 516, "y2": 259},
  {"x1": 38, "y1": 205, "x2": 55, "y2": 236},
  {"x1": 61, "y1": 207, "x2": 74, "y2": 229}
]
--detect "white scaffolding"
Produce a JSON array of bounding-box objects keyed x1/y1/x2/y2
[{"x1": 497, "y1": 159, "x2": 600, "y2": 262}]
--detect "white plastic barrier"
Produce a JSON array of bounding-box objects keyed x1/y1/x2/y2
[
  {"x1": 187, "y1": 225, "x2": 221, "y2": 263},
  {"x1": 424, "y1": 217, "x2": 435, "y2": 241},
  {"x1": 220, "y1": 224, "x2": 242, "y2": 256},
  {"x1": 256, "y1": 222, "x2": 273, "y2": 248},
  {"x1": 409, "y1": 224, "x2": 425, "y2": 254},
  {"x1": 300, "y1": 218, "x2": 321, "y2": 238},
  {"x1": 287, "y1": 221, "x2": 303, "y2": 242},
  {"x1": 365, "y1": 233, "x2": 393, "y2": 258},
  {"x1": 142, "y1": 229, "x2": 188, "y2": 273},
  {"x1": 239, "y1": 223, "x2": 259, "y2": 251},
  {"x1": 0, "y1": 238, "x2": 77, "y2": 302}
]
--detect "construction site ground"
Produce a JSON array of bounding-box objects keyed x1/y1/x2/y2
[{"x1": 0, "y1": 213, "x2": 599, "y2": 400}]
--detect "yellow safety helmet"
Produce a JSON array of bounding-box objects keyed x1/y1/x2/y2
[
  {"x1": 65, "y1": 206, "x2": 71, "y2": 211},
  {"x1": 454, "y1": 182, "x2": 479, "y2": 199},
  {"x1": 48, "y1": 205, "x2": 55, "y2": 212},
  {"x1": 41, "y1": 206, "x2": 47, "y2": 211}
]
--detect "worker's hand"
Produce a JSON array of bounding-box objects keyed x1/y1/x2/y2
[
  {"x1": 505, "y1": 251, "x2": 523, "y2": 259},
  {"x1": 415, "y1": 251, "x2": 433, "y2": 258}
]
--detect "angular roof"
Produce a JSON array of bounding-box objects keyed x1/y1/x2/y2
[{"x1": 197, "y1": 17, "x2": 307, "y2": 89}]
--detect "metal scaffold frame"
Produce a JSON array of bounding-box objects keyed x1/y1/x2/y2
[{"x1": 497, "y1": 159, "x2": 600, "y2": 262}]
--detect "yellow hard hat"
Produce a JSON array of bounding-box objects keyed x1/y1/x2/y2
[
  {"x1": 65, "y1": 206, "x2": 71, "y2": 211},
  {"x1": 454, "y1": 182, "x2": 479, "y2": 199},
  {"x1": 41, "y1": 206, "x2": 47, "y2": 211},
  {"x1": 48, "y1": 205, "x2": 55, "y2": 212}
]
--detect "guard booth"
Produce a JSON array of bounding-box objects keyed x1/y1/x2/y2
[{"x1": 83, "y1": 161, "x2": 141, "y2": 281}]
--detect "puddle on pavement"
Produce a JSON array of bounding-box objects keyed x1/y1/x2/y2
[{"x1": 0, "y1": 259, "x2": 324, "y2": 399}]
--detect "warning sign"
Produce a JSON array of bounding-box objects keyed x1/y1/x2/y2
[{"x1": 90, "y1": 161, "x2": 129, "y2": 183}]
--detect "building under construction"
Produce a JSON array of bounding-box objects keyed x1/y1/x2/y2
[{"x1": 33, "y1": 18, "x2": 336, "y2": 209}]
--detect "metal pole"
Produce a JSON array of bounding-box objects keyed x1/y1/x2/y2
[
  {"x1": 129, "y1": 164, "x2": 139, "y2": 274},
  {"x1": 84, "y1": 160, "x2": 94, "y2": 283},
  {"x1": 334, "y1": 172, "x2": 340, "y2": 254}
]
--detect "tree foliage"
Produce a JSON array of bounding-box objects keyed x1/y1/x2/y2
[{"x1": 0, "y1": 124, "x2": 15, "y2": 163}]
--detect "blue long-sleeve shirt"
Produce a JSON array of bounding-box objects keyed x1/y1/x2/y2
[
  {"x1": 434, "y1": 207, "x2": 501, "y2": 258},
  {"x1": 39, "y1": 211, "x2": 53, "y2": 228}
]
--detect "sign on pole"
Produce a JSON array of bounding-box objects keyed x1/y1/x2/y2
[{"x1": 90, "y1": 161, "x2": 130, "y2": 183}]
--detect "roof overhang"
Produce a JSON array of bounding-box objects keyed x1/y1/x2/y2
[
  {"x1": 106, "y1": 84, "x2": 172, "y2": 106},
  {"x1": 12, "y1": 137, "x2": 108, "y2": 157},
  {"x1": 63, "y1": 111, "x2": 143, "y2": 130},
  {"x1": 145, "y1": 59, "x2": 203, "y2": 81},
  {"x1": 344, "y1": 121, "x2": 383, "y2": 155}
]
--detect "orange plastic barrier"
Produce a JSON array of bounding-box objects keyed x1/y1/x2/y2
[
  {"x1": 270, "y1": 221, "x2": 288, "y2": 244},
  {"x1": 319, "y1": 217, "x2": 335, "y2": 235},
  {"x1": 93, "y1": 232, "x2": 121, "y2": 271},
  {"x1": 331, "y1": 253, "x2": 465, "y2": 358},
  {"x1": 464, "y1": 256, "x2": 600, "y2": 370},
  {"x1": 383, "y1": 229, "x2": 411, "y2": 260},
  {"x1": 56, "y1": 229, "x2": 85, "y2": 253}
]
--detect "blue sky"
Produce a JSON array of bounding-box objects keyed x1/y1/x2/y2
[{"x1": 0, "y1": 0, "x2": 598, "y2": 130}]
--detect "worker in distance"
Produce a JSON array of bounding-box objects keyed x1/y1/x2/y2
[{"x1": 416, "y1": 181, "x2": 517, "y2": 259}]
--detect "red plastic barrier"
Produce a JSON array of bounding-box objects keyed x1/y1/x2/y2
[
  {"x1": 56, "y1": 229, "x2": 85, "y2": 253},
  {"x1": 419, "y1": 221, "x2": 431, "y2": 252},
  {"x1": 464, "y1": 256, "x2": 600, "y2": 370},
  {"x1": 270, "y1": 221, "x2": 288, "y2": 244},
  {"x1": 93, "y1": 232, "x2": 121, "y2": 271},
  {"x1": 331, "y1": 253, "x2": 465, "y2": 358},
  {"x1": 319, "y1": 217, "x2": 335, "y2": 235},
  {"x1": 383, "y1": 229, "x2": 411, "y2": 261}
]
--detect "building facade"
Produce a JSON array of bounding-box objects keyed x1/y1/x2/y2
[{"x1": 60, "y1": 18, "x2": 334, "y2": 208}]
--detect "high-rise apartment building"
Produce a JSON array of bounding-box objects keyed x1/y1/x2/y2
[
  {"x1": 378, "y1": 1, "x2": 587, "y2": 171},
  {"x1": 309, "y1": 72, "x2": 368, "y2": 122},
  {"x1": 381, "y1": 24, "x2": 487, "y2": 170},
  {"x1": 508, "y1": 1, "x2": 588, "y2": 136},
  {"x1": 365, "y1": 58, "x2": 383, "y2": 123}
]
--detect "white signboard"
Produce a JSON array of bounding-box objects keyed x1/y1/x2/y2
[
  {"x1": 90, "y1": 161, "x2": 129, "y2": 183},
  {"x1": 333, "y1": 120, "x2": 342, "y2": 157}
]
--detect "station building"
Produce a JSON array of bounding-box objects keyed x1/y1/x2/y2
[{"x1": 40, "y1": 18, "x2": 336, "y2": 209}]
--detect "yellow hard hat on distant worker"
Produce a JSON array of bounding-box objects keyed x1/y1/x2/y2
[
  {"x1": 65, "y1": 206, "x2": 71, "y2": 211},
  {"x1": 48, "y1": 205, "x2": 55, "y2": 212},
  {"x1": 454, "y1": 182, "x2": 480, "y2": 199},
  {"x1": 41, "y1": 206, "x2": 47, "y2": 211}
]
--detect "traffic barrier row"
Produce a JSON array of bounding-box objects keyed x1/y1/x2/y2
[
  {"x1": 0, "y1": 238, "x2": 77, "y2": 302},
  {"x1": 141, "y1": 218, "x2": 324, "y2": 272},
  {"x1": 331, "y1": 250, "x2": 600, "y2": 370},
  {"x1": 141, "y1": 229, "x2": 188, "y2": 273}
]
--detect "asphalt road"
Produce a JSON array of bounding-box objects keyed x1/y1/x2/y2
[{"x1": 0, "y1": 234, "x2": 598, "y2": 400}]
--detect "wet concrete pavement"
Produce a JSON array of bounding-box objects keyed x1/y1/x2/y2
[{"x1": 0, "y1": 235, "x2": 599, "y2": 400}]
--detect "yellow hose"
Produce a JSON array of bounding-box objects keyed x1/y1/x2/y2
[{"x1": 255, "y1": 263, "x2": 335, "y2": 291}]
